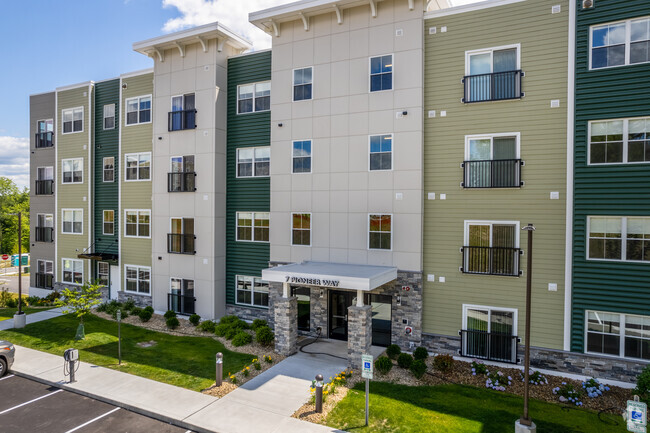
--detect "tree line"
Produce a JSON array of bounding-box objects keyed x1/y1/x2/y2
[{"x1": 0, "y1": 177, "x2": 29, "y2": 255}]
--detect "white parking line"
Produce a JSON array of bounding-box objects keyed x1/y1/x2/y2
[
  {"x1": 0, "y1": 374, "x2": 15, "y2": 381},
  {"x1": 0, "y1": 389, "x2": 63, "y2": 415},
  {"x1": 64, "y1": 407, "x2": 120, "y2": 433}
]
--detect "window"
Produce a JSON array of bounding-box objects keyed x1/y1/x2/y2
[
  {"x1": 169, "y1": 155, "x2": 195, "y2": 192},
  {"x1": 369, "y1": 135, "x2": 392, "y2": 171},
  {"x1": 38, "y1": 260, "x2": 53, "y2": 275},
  {"x1": 369, "y1": 214, "x2": 392, "y2": 250},
  {"x1": 98, "y1": 262, "x2": 109, "y2": 286},
  {"x1": 291, "y1": 213, "x2": 311, "y2": 246},
  {"x1": 370, "y1": 55, "x2": 393, "y2": 92},
  {"x1": 170, "y1": 278, "x2": 195, "y2": 314},
  {"x1": 125, "y1": 210, "x2": 150, "y2": 238},
  {"x1": 169, "y1": 94, "x2": 196, "y2": 131},
  {"x1": 38, "y1": 119, "x2": 53, "y2": 134},
  {"x1": 238, "y1": 82, "x2": 271, "y2": 113},
  {"x1": 125, "y1": 152, "x2": 151, "y2": 181},
  {"x1": 587, "y1": 311, "x2": 650, "y2": 360},
  {"x1": 37, "y1": 166, "x2": 53, "y2": 181},
  {"x1": 169, "y1": 217, "x2": 195, "y2": 254},
  {"x1": 591, "y1": 18, "x2": 650, "y2": 69},
  {"x1": 590, "y1": 118, "x2": 650, "y2": 164},
  {"x1": 237, "y1": 147, "x2": 270, "y2": 177},
  {"x1": 236, "y1": 212, "x2": 269, "y2": 242},
  {"x1": 236, "y1": 276, "x2": 269, "y2": 307},
  {"x1": 62, "y1": 259, "x2": 83, "y2": 285},
  {"x1": 465, "y1": 45, "x2": 521, "y2": 102},
  {"x1": 37, "y1": 213, "x2": 53, "y2": 228},
  {"x1": 62, "y1": 209, "x2": 83, "y2": 234},
  {"x1": 464, "y1": 134, "x2": 520, "y2": 188},
  {"x1": 62, "y1": 107, "x2": 83, "y2": 133},
  {"x1": 462, "y1": 305, "x2": 517, "y2": 363},
  {"x1": 588, "y1": 216, "x2": 650, "y2": 262},
  {"x1": 103, "y1": 157, "x2": 114, "y2": 182},
  {"x1": 103, "y1": 104, "x2": 115, "y2": 130},
  {"x1": 103, "y1": 210, "x2": 114, "y2": 235},
  {"x1": 125, "y1": 265, "x2": 150, "y2": 294},
  {"x1": 292, "y1": 140, "x2": 312, "y2": 173},
  {"x1": 62, "y1": 158, "x2": 83, "y2": 183},
  {"x1": 125, "y1": 95, "x2": 151, "y2": 125},
  {"x1": 36, "y1": 214, "x2": 54, "y2": 242},
  {"x1": 36, "y1": 119, "x2": 54, "y2": 148},
  {"x1": 293, "y1": 67, "x2": 313, "y2": 101},
  {"x1": 464, "y1": 221, "x2": 520, "y2": 276},
  {"x1": 36, "y1": 260, "x2": 54, "y2": 289}
]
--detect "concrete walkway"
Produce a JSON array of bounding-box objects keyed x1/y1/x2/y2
[{"x1": 0, "y1": 307, "x2": 65, "y2": 330}]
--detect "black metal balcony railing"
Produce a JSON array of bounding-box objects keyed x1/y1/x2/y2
[
  {"x1": 462, "y1": 159, "x2": 523, "y2": 188},
  {"x1": 35, "y1": 179, "x2": 54, "y2": 195},
  {"x1": 461, "y1": 246, "x2": 521, "y2": 276},
  {"x1": 463, "y1": 70, "x2": 523, "y2": 103},
  {"x1": 35, "y1": 273, "x2": 54, "y2": 290},
  {"x1": 168, "y1": 109, "x2": 197, "y2": 131},
  {"x1": 168, "y1": 172, "x2": 196, "y2": 192},
  {"x1": 459, "y1": 329, "x2": 520, "y2": 364},
  {"x1": 167, "y1": 233, "x2": 196, "y2": 255},
  {"x1": 167, "y1": 293, "x2": 196, "y2": 315},
  {"x1": 35, "y1": 227, "x2": 54, "y2": 243},
  {"x1": 35, "y1": 132, "x2": 54, "y2": 148}
]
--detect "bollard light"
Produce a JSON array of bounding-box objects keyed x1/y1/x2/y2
[
  {"x1": 315, "y1": 374, "x2": 324, "y2": 413},
  {"x1": 216, "y1": 352, "x2": 223, "y2": 387}
]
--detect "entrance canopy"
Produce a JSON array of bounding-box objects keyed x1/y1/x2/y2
[{"x1": 262, "y1": 261, "x2": 397, "y2": 291}]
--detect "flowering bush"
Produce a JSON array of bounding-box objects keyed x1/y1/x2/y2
[
  {"x1": 252, "y1": 358, "x2": 261, "y2": 370},
  {"x1": 519, "y1": 369, "x2": 548, "y2": 385},
  {"x1": 485, "y1": 371, "x2": 512, "y2": 391},
  {"x1": 309, "y1": 370, "x2": 351, "y2": 404},
  {"x1": 553, "y1": 382, "x2": 583, "y2": 406},
  {"x1": 263, "y1": 355, "x2": 273, "y2": 363},
  {"x1": 229, "y1": 373, "x2": 238, "y2": 384},
  {"x1": 242, "y1": 366, "x2": 250, "y2": 377},
  {"x1": 582, "y1": 378, "x2": 609, "y2": 398},
  {"x1": 471, "y1": 360, "x2": 488, "y2": 376}
]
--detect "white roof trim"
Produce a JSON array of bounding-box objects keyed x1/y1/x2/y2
[
  {"x1": 425, "y1": 0, "x2": 526, "y2": 18},
  {"x1": 120, "y1": 68, "x2": 154, "y2": 79},
  {"x1": 56, "y1": 81, "x2": 93, "y2": 92}
]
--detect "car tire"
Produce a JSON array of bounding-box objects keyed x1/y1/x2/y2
[{"x1": 0, "y1": 358, "x2": 6, "y2": 377}]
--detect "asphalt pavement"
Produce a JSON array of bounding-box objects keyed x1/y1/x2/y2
[{"x1": 0, "y1": 274, "x2": 31, "y2": 295}]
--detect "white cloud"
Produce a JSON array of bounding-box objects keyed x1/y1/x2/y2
[{"x1": 0, "y1": 137, "x2": 29, "y2": 190}]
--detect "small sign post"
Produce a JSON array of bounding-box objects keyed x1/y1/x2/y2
[
  {"x1": 116, "y1": 310, "x2": 122, "y2": 365},
  {"x1": 361, "y1": 354, "x2": 373, "y2": 427},
  {"x1": 627, "y1": 398, "x2": 647, "y2": 433}
]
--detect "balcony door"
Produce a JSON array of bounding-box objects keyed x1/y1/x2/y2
[
  {"x1": 170, "y1": 94, "x2": 195, "y2": 131},
  {"x1": 466, "y1": 136, "x2": 518, "y2": 188},
  {"x1": 464, "y1": 306, "x2": 516, "y2": 363},
  {"x1": 170, "y1": 278, "x2": 195, "y2": 315},
  {"x1": 170, "y1": 155, "x2": 195, "y2": 192},
  {"x1": 467, "y1": 47, "x2": 518, "y2": 101},
  {"x1": 465, "y1": 222, "x2": 518, "y2": 275},
  {"x1": 170, "y1": 217, "x2": 194, "y2": 254}
]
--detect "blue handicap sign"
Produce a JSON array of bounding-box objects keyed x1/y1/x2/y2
[
  {"x1": 364, "y1": 361, "x2": 371, "y2": 369},
  {"x1": 632, "y1": 411, "x2": 643, "y2": 421}
]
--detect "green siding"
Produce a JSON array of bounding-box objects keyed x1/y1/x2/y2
[
  {"x1": 226, "y1": 51, "x2": 271, "y2": 306},
  {"x1": 571, "y1": 0, "x2": 650, "y2": 352}
]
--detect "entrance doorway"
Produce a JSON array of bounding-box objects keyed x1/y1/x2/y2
[
  {"x1": 328, "y1": 290, "x2": 392, "y2": 346},
  {"x1": 109, "y1": 265, "x2": 120, "y2": 299},
  {"x1": 329, "y1": 291, "x2": 354, "y2": 341}
]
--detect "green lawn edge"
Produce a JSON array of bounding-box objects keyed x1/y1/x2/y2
[{"x1": 0, "y1": 306, "x2": 56, "y2": 321}]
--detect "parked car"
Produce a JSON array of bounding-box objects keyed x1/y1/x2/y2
[{"x1": 0, "y1": 340, "x2": 15, "y2": 377}]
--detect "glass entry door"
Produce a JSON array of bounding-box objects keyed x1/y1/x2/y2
[{"x1": 329, "y1": 291, "x2": 355, "y2": 341}]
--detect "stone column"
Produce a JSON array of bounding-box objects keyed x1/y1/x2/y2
[
  {"x1": 274, "y1": 296, "x2": 298, "y2": 356},
  {"x1": 347, "y1": 304, "x2": 372, "y2": 370}
]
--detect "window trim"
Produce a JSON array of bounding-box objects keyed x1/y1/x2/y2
[
  {"x1": 587, "y1": 117, "x2": 650, "y2": 165},
  {"x1": 368, "y1": 54, "x2": 394, "y2": 93},
  {"x1": 291, "y1": 212, "x2": 312, "y2": 247},
  {"x1": 124, "y1": 94, "x2": 152, "y2": 126},
  {"x1": 586, "y1": 216, "x2": 650, "y2": 263},
  {"x1": 37, "y1": 259, "x2": 54, "y2": 275},
  {"x1": 124, "y1": 152, "x2": 151, "y2": 182},
  {"x1": 584, "y1": 309, "x2": 650, "y2": 362},
  {"x1": 61, "y1": 208, "x2": 84, "y2": 235},
  {"x1": 235, "y1": 275, "x2": 270, "y2": 308},
  {"x1": 37, "y1": 118, "x2": 54, "y2": 133},
  {"x1": 61, "y1": 258, "x2": 84, "y2": 286},
  {"x1": 235, "y1": 212, "x2": 270, "y2": 243},
  {"x1": 465, "y1": 44, "x2": 522, "y2": 75},
  {"x1": 292, "y1": 66, "x2": 314, "y2": 102},
  {"x1": 462, "y1": 304, "x2": 518, "y2": 336},
  {"x1": 61, "y1": 158, "x2": 84, "y2": 184},
  {"x1": 368, "y1": 134, "x2": 394, "y2": 171},
  {"x1": 103, "y1": 210, "x2": 114, "y2": 236},
  {"x1": 236, "y1": 81, "x2": 271, "y2": 114},
  {"x1": 124, "y1": 209, "x2": 151, "y2": 239},
  {"x1": 37, "y1": 166, "x2": 54, "y2": 181},
  {"x1": 103, "y1": 157, "x2": 115, "y2": 183},
  {"x1": 37, "y1": 213, "x2": 54, "y2": 227},
  {"x1": 124, "y1": 264, "x2": 151, "y2": 296},
  {"x1": 61, "y1": 106, "x2": 84, "y2": 135},
  {"x1": 291, "y1": 139, "x2": 313, "y2": 174},
  {"x1": 463, "y1": 220, "x2": 521, "y2": 247},
  {"x1": 589, "y1": 16, "x2": 650, "y2": 71},
  {"x1": 103, "y1": 103, "x2": 116, "y2": 130},
  {"x1": 236, "y1": 146, "x2": 270, "y2": 178},
  {"x1": 464, "y1": 132, "x2": 521, "y2": 160},
  {"x1": 368, "y1": 213, "x2": 393, "y2": 251}
]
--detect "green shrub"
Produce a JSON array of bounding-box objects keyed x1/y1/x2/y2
[
  {"x1": 189, "y1": 314, "x2": 201, "y2": 326},
  {"x1": 112, "y1": 308, "x2": 128, "y2": 320},
  {"x1": 375, "y1": 356, "x2": 393, "y2": 375},
  {"x1": 251, "y1": 319, "x2": 268, "y2": 330},
  {"x1": 232, "y1": 331, "x2": 253, "y2": 347},
  {"x1": 6, "y1": 298, "x2": 17, "y2": 308},
  {"x1": 96, "y1": 302, "x2": 108, "y2": 313},
  {"x1": 215, "y1": 323, "x2": 230, "y2": 337},
  {"x1": 386, "y1": 344, "x2": 401, "y2": 360},
  {"x1": 45, "y1": 291, "x2": 61, "y2": 303},
  {"x1": 414, "y1": 346, "x2": 429, "y2": 361},
  {"x1": 197, "y1": 320, "x2": 216, "y2": 333},
  {"x1": 164, "y1": 310, "x2": 177, "y2": 320},
  {"x1": 130, "y1": 307, "x2": 142, "y2": 316},
  {"x1": 224, "y1": 326, "x2": 240, "y2": 340},
  {"x1": 122, "y1": 298, "x2": 136, "y2": 312},
  {"x1": 255, "y1": 326, "x2": 275, "y2": 346},
  {"x1": 104, "y1": 300, "x2": 121, "y2": 316},
  {"x1": 410, "y1": 359, "x2": 427, "y2": 379},
  {"x1": 636, "y1": 365, "x2": 650, "y2": 404},
  {"x1": 26, "y1": 296, "x2": 41, "y2": 306},
  {"x1": 219, "y1": 315, "x2": 240, "y2": 325},
  {"x1": 138, "y1": 309, "x2": 152, "y2": 322},
  {"x1": 432, "y1": 354, "x2": 455, "y2": 373},
  {"x1": 144, "y1": 306, "x2": 154, "y2": 313},
  {"x1": 166, "y1": 316, "x2": 180, "y2": 329},
  {"x1": 397, "y1": 353, "x2": 413, "y2": 369}
]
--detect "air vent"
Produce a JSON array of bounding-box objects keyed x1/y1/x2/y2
[
  {"x1": 582, "y1": 0, "x2": 594, "y2": 9},
  {"x1": 552, "y1": 5, "x2": 561, "y2": 13},
  {"x1": 429, "y1": 27, "x2": 436, "y2": 35}
]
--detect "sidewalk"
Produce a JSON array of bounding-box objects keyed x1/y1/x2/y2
[{"x1": 0, "y1": 307, "x2": 65, "y2": 331}]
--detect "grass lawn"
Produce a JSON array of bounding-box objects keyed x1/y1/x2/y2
[
  {"x1": 0, "y1": 307, "x2": 56, "y2": 321},
  {"x1": 326, "y1": 382, "x2": 625, "y2": 433},
  {"x1": 0, "y1": 313, "x2": 253, "y2": 391}
]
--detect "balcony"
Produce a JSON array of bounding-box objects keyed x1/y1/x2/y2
[
  {"x1": 462, "y1": 70, "x2": 523, "y2": 103},
  {"x1": 462, "y1": 159, "x2": 523, "y2": 188},
  {"x1": 168, "y1": 172, "x2": 196, "y2": 192},
  {"x1": 35, "y1": 132, "x2": 54, "y2": 148},
  {"x1": 35, "y1": 273, "x2": 54, "y2": 290},
  {"x1": 168, "y1": 109, "x2": 197, "y2": 131},
  {"x1": 35, "y1": 227, "x2": 54, "y2": 243},
  {"x1": 167, "y1": 293, "x2": 196, "y2": 315},
  {"x1": 459, "y1": 329, "x2": 519, "y2": 364},
  {"x1": 461, "y1": 246, "x2": 521, "y2": 276},
  {"x1": 167, "y1": 233, "x2": 196, "y2": 255},
  {"x1": 35, "y1": 180, "x2": 54, "y2": 195}
]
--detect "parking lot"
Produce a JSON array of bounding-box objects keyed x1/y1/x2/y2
[{"x1": 0, "y1": 374, "x2": 192, "y2": 433}]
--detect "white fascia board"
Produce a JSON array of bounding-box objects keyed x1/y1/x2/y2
[
  {"x1": 425, "y1": 0, "x2": 526, "y2": 19},
  {"x1": 56, "y1": 81, "x2": 94, "y2": 92},
  {"x1": 120, "y1": 68, "x2": 154, "y2": 79},
  {"x1": 262, "y1": 264, "x2": 397, "y2": 291}
]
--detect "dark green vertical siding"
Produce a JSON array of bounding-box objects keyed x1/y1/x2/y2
[
  {"x1": 93, "y1": 79, "x2": 120, "y2": 271},
  {"x1": 572, "y1": 0, "x2": 650, "y2": 351},
  {"x1": 226, "y1": 51, "x2": 271, "y2": 305}
]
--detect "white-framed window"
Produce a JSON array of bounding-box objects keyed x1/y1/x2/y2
[
  {"x1": 588, "y1": 216, "x2": 650, "y2": 262},
  {"x1": 590, "y1": 17, "x2": 650, "y2": 69},
  {"x1": 236, "y1": 147, "x2": 270, "y2": 177},
  {"x1": 62, "y1": 158, "x2": 83, "y2": 184},
  {"x1": 237, "y1": 82, "x2": 271, "y2": 114},
  {"x1": 62, "y1": 107, "x2": 83, "y2": 134},
  {"x1": 124, "y1": 210, "x2": 150, "y2": 238},
  {"x1": 464, "y1": 220, "x2": 520, "y2": 275},
  {"x1": 369, "y1": 214, "x2": 392, "y2": 250},
  {"x1": 466, "y1": 44, "x2": 520, "y2": 76},
  {"x1": 125, "y1": 265, "x2": 150, "y2": 294},
  {"x1": 586, "y1": 310, "x2": 650, "y2": 361},
  {"x1": 236, "y1": 212, "x2": 269, "y2": 242},
  {"x1": 37, "y1": 259, "x2": 53, "y2": 275},
  {"x1": 125, "y1": 152, "x2": 151, "y2": 181},
  {"x1": 462, "y1": 304, "x2": 518, "y2": 362},
  {"x1": 465, "y1": 133, "x2": 520, "y2": 161},
  {"x1": 236, "y1": 275, "x2": 269, "y2": 307},
  {"x1": 370, "y1": 55, "x2": 393, "y2": 92},
  {"x1": 103, "y1": 210, "x2": 114, "y2": 235},
  {"x1": 62, "y1": 209, "x2": 83, "y2": 235},
  {"x1": 464, "y1": 133, "x2": 520, "y2": 188},
  {"x1": 98, "y1": 262, "x2": 109, "y2": 286},
  {"x1": 465, "y1": 44, "x2": 520, "y2": 103},
  {"x1": 463, "y1": 304, "x2": 518, "y2": 334},
  {"x1": 589, "y1": 117, "x2": 650, "y2": 164},
  {"x1": 369, "y1": 134, "x2": 393, "y2": 171},
  {"x1": 293, "y1": 67, "x2": 313, "y2": 101},
  {"x1": 62, "y1": 258, "x2": 83, "y2": 285},
  {"x1": 291, "y1": 213, "x2": 311, "y2": 246},
  {"x1": 292, "y1": 140, "x2": 312, "y2": 174},
  {"x1": 103, "y1": 104, "x2": 115, "y2": 130},
  {"x1": 125, "y1": 95, "x2": 152, "y2": 125},
  {"x1": 103, "y1": 157, "x2": 114, "y2": 182}
]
